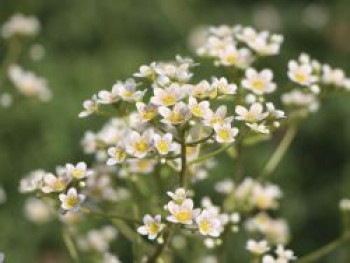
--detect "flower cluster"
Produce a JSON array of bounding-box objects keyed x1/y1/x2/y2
[
  {"x1": 283, "y1": 53, "x2": 350, "y2": 116},
  {"x1": 247, "y1": 239, "x2": 296, "y2": 263},
  {"x1": 20, "y1": 162, "x2": 92, "y2": 212},
  {"x1": 0, "y1": 13, "x2": 50, "y2": 107},
  {"x1": 19, "y1": 24, "x2": 350, "y2": 262}
]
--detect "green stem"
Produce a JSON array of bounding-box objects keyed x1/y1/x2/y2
[
  {"x1": 296, "y1": 234, "x2": 350, "y2": 263},
  {"x1": 258, "y1": 125, "x2": 298, "y2": 181},
  {"x1": 62, "y1": 228, "x2": 79, "y2": 263},
  {"x1": 146, "y1": 226, "x2": 174, "y2": 263},
  {"x1": 188, "y1": 142, "x2": 235, "y2": 166},
  {"x1": 0, "y1": 37, "x2": 22, "y2": 85},
  {"x1": 180, "y1": 128, "x2": 187, "y2": 188}
]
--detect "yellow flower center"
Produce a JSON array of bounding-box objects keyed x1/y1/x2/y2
[
  {"x1": 199, "y1": 220, "x2": 211, "y2": 233},
  {"x1": 210, "y1": 116, "x2": 224, "y2": 126},
  {"x1": 115, "y1": 149, "x2": 126, "y2": 160},
  {"x1": 245, "y1": 112, "x2": 257, "y2": 122},
  {"x1": 157, "y1": 140, "x2": 169, "y2": 153},
  {"x1": 134, "y1": 140, "x2": 148, "y2": 153},
  {"x1": 142, "y1": 110, "x2": 157, "y2": 120},
  {"x1": 226, "y1": 54, "x2": 237, "y2": 64},
  {"x1": 72, "y1": 170, "x2": 84, "y2": 179},
  {"x1": 66, "y1": 196, "x2": 78, "y2": 208},
  {"x1": 252, "y1": 80, "x2": 265, "y2": 91},
  {"x1": 256, "y1": 195, "x2": 270, "y2": 209},
  {"x1": 191, "y1": 105, "x2": 204, "y2": 117},
  {"x1": 295, "y1": 72, "x2": 307, "y2": 83},
  {"x1": 161, "y1": 94, "x2": 176, "y2": 106},
  {"x1": 122, "y1": 90, "x2": 134, "y2": 98},
  {"x1": 218, "y1": 129, "x2": 231, "y2": 141},
  {"x1": 175, "y1": 210, "x2": 191, "y2": 222},
  {"x1": 148, "y1": 222, "x2": 159, "y2": 235},
  {"x1": 169, "y1": 113, "x2": 182, "y2": 124},
  {"x1": 53, "y1": 180, "x2": 66, "y2": 191}
]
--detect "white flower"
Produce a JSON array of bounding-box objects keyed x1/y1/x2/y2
[
  {"x1": 79, "y1": 95, "x2": 99, "y2": 118},
  {"x1": 8, "y1": 65, "x2": 51, "y2": 101},
  {"x1": 203, "y1": 105, "x2": 233, "y2": 127},
  {"x1": 196, "y1": 209, "x2": 222, "y2": 237},
  {"x1": 114, "y1": 78, "x2": 144, "y2": 102},
  {"x1": 65, "y1": 162, "x2": 92, "y2": 180},
  {"x1": 218, "y1": 45, "x2": 253, "y2": 69},
  {"x1": 188, "y1": 97, "x2": 210, "y2": 118},
  {"x1": 134, "y1": 62, "x2": 157, "y2": 79},
  {"x1": 262, "y1": 255, "x2": 277, "y2": 263},
  {"x1": 151, "y1": 84, "x2": 185, "y2": 106},
  {"x1": 266, "y1": 102, "x2": 286, "y2": 119},
  {"x1": 41, "y1": 173, "x2": 67, "y2": 193},
  {"x1": 154, "y1": 133, "x2": 178, "y2": 155},
  {"x1": 126, "y1": 130, "x2": 153, "y2": 158},
  {"x1": 167, "y1": 188, "x2": 188, "y2": 204},
  {"x1": 98, "y1": 86, "x2": 119, "y2": 104},
  {"x1": 24, "y1": 198, "x2": 52, "y2": 223},
  {"x1": 288, "y1": 60, "x2": 317, "y2": 86},
  {"x1": 137, "y1": 214, "x2": 164, "y2": 240},
  {"x1": 251, "y1": 184, "x2": 282, "y2": 210},
  {"x1": 321, "y1": 64, "x2": 347, "y2": 87},
  {"x1": 214, "y1": 179, "x2": 234, "y2": 194},
  {"x1": 158, "y1": 102, "x2": 191, "y2": 125},
  {"x1": 276, "y1": 246, "x2": 296, "y2": 261},
  {"x1": 246, "y1": 239, "x2": 270, "y2": 255},
  {"x1": 211, "y1": 77, "x2": 237, "y2": 95},
  {"x1": 106, "y1": 145, "x2": 127, "y2": 165},
  {"x1": 339, "y1": 199, "x2": 350, "y2": 211},
  {"x1": 213, "y1": 123, "x2": 239, "y2": 143},
  {"x1": 59, "y1": 187, "x2": 85, "y2": 211},
  {"x1": 246, "y1": 123, "x2": 270, "y2": 134},
  {"x1": 281, "y1": 90, "x2": 319, "y2": 112},
  {"x1": 19, "y1": 169, "x2": 46, "y2": 193},
  {"x1": 167, "y1": 199, "x2": 200, "y2": 224},
  {"x1": 1, "y1": 14, "x2": 40, "y2": 38},
  {"x1": 136, "y1": 102, "x2": 158, "y2": 122},
  {"x1": 242, "y1": 68, "x2": 276, "y2": 95},
  {"x1": 235, "y1": 103, "x2": 268, "y2": 123}
]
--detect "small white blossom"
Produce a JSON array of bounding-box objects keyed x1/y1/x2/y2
[
  {"x1": 126, "y1": 130, "x2": 153, "y2": 158},
  {"x1": 246, "y1": 239, "x2": 270, "y2": 255},
  {"x1": 59, "y1": 187, "x2": 85, "y2": 211},
  {"x1": 214, "y1": 179, "x2": 234, "y2": 194},
  {"x1": 213, "y1": 123, "x2": 239, "y2": 143},
  {"x1": 137, "y1": 214, "x2": 164, "y2": 240},
  {"x1": 106, "y1": 145, "x2": 127, "y2": 165},
  {"x1": 235, "y1": 103, "x2": 268, "y2": 123},
  {"x1": 266, "y1": 102, "x2": 286, "y2": 119},
  {"x1": 136, "y1": 102, "x2": 158, "y2": 122},
  {"x1": 188, "y1": 97, "x2": 210, "y2": 118},
  {"x1": 1, "y1": 14, "x2": 40, "y2": 38},
  {"x1": 79, "y1": 95, "x2": 99, "y2": 118},
  {"x1": 151, "y1": 84, "x2": 185, "y2": 106},
  {"x1": 41, "y1": 173, "x2": 67, "y2": 193},
  {"x1": 246, "y1": 123, "x2": 270, "y2": 134},
  {"x1": 167, "y1": 199, "x2": 200, "y2": 224},
  {"x1": 158, "y1": 102, "x2": 191, "y2": 125},
  {"x1": 196, "y1": 209, "x2": 222, "y2": 237},
  {"x1": 218, "y1": 45, "x2": 253, "y2": 69},
  {"x1": 113, "y1": 78, "x2": 144, "y2": 102},
  {"x1": 128, "y1": 159, "x2": 156, "y2": 174},
  {"x1": 167, "y1": 188, "x2": 188, "y2": 204},
  {"x1": 288, "y1": 60, "x2": 317, "y2": 86},
  {"x1": 24, "y1": 198, "x2": 52, "y2": 223},
  {"x1": 203, "y1": 105, "x2": 233, "y2": 127},
  {"x1": 65, "y1": 162, "x2": 92, "y2": 180},
  {"x1": 154, "y1": 133, "x2": 178, "y2": 155},
  {"x1": 211, "y1": 77, "x2": 237, "y2": 95},
  {"x1": 276, "y1": 245, "x2": 296, "y2": 261},
  {"x1": 242, "y1": 68, "x2": 276, "y2": 95}
]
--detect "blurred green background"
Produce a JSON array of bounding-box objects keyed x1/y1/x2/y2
[{"x1": 0, "y1": 0, "x2": 350, "y2": 262}]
